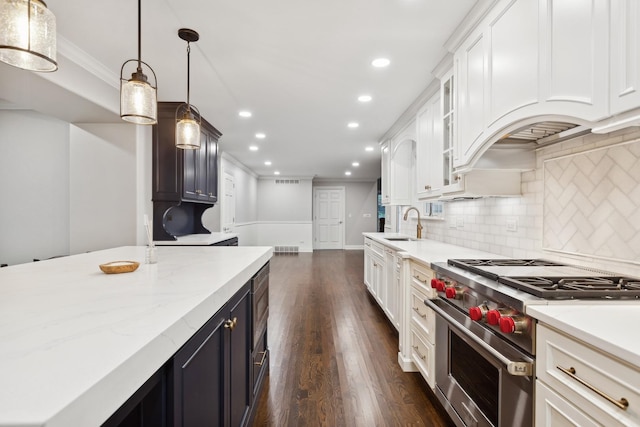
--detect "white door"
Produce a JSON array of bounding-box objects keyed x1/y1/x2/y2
[
  {"x1": 313, "y1": 187, "x2": 344, "y2": 250},
  {"x1": 221, "y1": 172, "x2": 235, "y2": 232}
]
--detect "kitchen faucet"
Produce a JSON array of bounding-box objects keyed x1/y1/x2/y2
[{"x1": 403, "y1": 207, "x2": 423, "y2": 239}]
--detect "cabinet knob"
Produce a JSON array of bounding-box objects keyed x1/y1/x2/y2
[
  {"x1": 424, "y1": 185, "x2": 431, "y2": 190},
  {"x1": 454, "y1": 175, "x2": 461, "y2": 182},
  {"x1": 208, "y1": 192, "x2": 213, "y2": 197},
  {"x1": 224, "y1": 317, "x2": 237, "y2": 331}
]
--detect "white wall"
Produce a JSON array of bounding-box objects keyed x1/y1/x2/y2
[
  {"x1": 400, "y1": 127, "x2": 640, "y2": 277},
  {"x1": 69, "y1": 124, "x2": 137, "y2": 254},
  {"x1": 0, "y1": 110, "x2": 70, "y2": 265},
  {"x1": 257, "y1": 176, "x2": 313, "y2": 251}
]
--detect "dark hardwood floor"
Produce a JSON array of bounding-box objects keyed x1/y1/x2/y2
[{"x1": 251, "y1": 250, "x2": 454, "y2": 427}]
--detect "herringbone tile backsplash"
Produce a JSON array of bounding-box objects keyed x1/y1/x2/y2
[{"x1": 543, "y1": 141, "x2": 640, "y2": 263}]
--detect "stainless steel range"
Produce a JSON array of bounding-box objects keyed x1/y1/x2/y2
[{"x1": 425, "y1": 258, "x2": 640, "y2": 427}]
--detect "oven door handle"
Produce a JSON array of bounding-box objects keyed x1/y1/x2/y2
[{"x1": 425, "y1": 299, "x2": 533, "y2": 377}]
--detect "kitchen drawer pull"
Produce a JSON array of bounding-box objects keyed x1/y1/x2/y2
[
  {"x1": 254, "y1": 350, "x2": 268, "y2": 366},
  {"x1": 412, "y1": 345, "x2": 426, "y2": 360},
  {"x1": 557, "y1": 365, "x2": 629, "y2": 410},
  {"x1": 413, "y1": 275, "x2": 427, "y2": 284},
  {"x1": 412, "y1": 306, "x2": 426, "y2": 319}
]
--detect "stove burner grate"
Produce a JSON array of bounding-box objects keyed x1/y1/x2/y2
[
  {"x1": 499, "y1": 276, "x2": 640, "y2": 299},
  {"x1": 448, "y1": 259, "x2": 566, "y2": 280}
]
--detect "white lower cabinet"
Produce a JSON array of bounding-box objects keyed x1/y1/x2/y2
[
  {"x1": 407, "y1": 260, "x2": 437, "y2": 388},
  {"x1": 535, "y1": 324, "x2": 640, "y2": 427}
]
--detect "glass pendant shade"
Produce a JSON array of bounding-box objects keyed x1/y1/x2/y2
[
  {"x1": 175, "y1": 104, "x2": 201, "y2": 149},
  {"x1": 120, "y1": 61, "x2": 157, "y2": 124},
  {"x1": 0, "y1": 0, "x2": 57, "y2": 72}
]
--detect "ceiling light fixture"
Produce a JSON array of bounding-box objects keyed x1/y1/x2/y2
[
  {"x1": 239, "y1": 111, "x2": 252, "y2": 118},
  {"x1": 119, "y1": 0, "x2": 157, "y2": 124},
  {"x1": 365, "y1": 146, "x2": 374, "y2": 152},
  {"x1": 345, "y1": 171, "x2": 352, "y2": 176},
  {"x1": 371, "y1": 58, "x2": 390, "y2": 68},
  {"x1": 348, "y1": 122, "x2": 359, "y2": 128},
  {"x1": 175, "y1": 28, "x2": 201, "y2": 150},
  {"x1": 249, "y1": 145, "x2": 258, "y2": 151},
  {"x1": 264, "y1": 161, "x2": 272, "y2": 166},
  {"x1": 255, "y1": 132, "x2": 266, "y2": 139},
  {"x1": 352, "y1": 162, "x2": 360, "y2": 167},
  {"x1": 274, "y1": 171, "x2": 280, "y2": 175},
  {"x1": 0, "y1": 0, "x2": 57, "y2": 72},
  {"x1": 358, "y1": 95, "x2": 372, "y2": 102}
]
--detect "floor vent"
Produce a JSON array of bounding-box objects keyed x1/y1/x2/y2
[
  {"x1": 275, "y1": 179, "x2": 300, "y2": 184},
  {"x1": 274, "y1": 246, "x2": 299, "y2": 255}
]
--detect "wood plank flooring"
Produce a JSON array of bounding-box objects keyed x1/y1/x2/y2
[{"x1": 251, "y1": 250, "x2": 454, "y2": 427}]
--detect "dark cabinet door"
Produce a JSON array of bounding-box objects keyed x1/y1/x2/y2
[
  {"x1": 205, "y1": 132, "x2": 218, "y2": 203},
  {"x1": 173, "y1": 309, "x2": 226, "y2": 427},
  {"x1": 228, "y1": 289, "x2": 251, "y2": 427},
  {"x1": 182, "y1": 146, "x2": 198, "y2": 201}
]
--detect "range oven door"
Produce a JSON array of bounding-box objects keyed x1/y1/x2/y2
[{"x1": 425, "y1": 298, "x2": 534, "y2": 427}]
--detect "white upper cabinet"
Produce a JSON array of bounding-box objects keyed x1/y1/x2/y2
[
  {"x1": 454, "y1": 0, "x2": 610, "y2": 169},
  {"x1": 416, "y1": 92, "x2": 443, "y2": 200},
  {"x1": 610, "y1": 0, "x2": 640, "y2": 114},
  {"x1": 381, "y1": 122, "x2": 416, "y2": 205}
]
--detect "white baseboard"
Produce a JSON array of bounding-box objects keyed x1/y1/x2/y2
[
  {"x1": 398, "y1": 352, "x2": 417, "y2": 372},
  {"x1": 344, "y1": 245, "x2": 364, "y2": 250}
]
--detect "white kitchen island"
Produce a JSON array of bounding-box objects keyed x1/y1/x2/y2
[{"x1": 0, "y1": 245, "x2": 272, "y2": 427}]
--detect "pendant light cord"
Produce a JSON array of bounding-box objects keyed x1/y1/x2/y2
[
  {"x1": 137, "y1": 0, "x2": 142, "y2": 72},
  {"x1": 186, "y1": 42, "x2": 192, "y2": 109}
]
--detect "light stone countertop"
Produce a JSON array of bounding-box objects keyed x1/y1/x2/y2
[
  {"x1": 154, "y1": 232, "x2": 239, "y2": 245},
  {"x1": 363, "y1": 232, "x2": 506, "y2": 266},
  {"x1": 0, "y1": 245, "x2": 272, "y2": 427},
  {"x1": 526, "y1": 303, "x2": 640, "y2": 367}
]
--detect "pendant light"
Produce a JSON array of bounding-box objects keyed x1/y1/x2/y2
[
  {"x1": 175, "y1": 28, "x2": 201, "y2": 150},
  {"x1": 0, "y1": 0, "x2": 57, "y2": 72},
  {"x1": 119, "y1": 0, "x2": 157, "y2": 124}
]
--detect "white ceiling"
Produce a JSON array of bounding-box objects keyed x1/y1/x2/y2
[{"x1": 4, "y1": 0, "x2": 478, "y2": 180}]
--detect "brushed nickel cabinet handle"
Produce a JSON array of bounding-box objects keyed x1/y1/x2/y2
[
  {"x1": 254, "y1": 350, "x2": 268, "y2": 366},
  {"x1": 557, "y1": 366, "x2": 629, "y2": 410},
  {"x1": 412, "y1": 345, "x2": 426, "y2": 360},
  {"x1": 413, "y1": 275, "x2": 427, "y2": 284},
  {"x1": 412, "y1": 306, "x2": 427, "y2": 319}
]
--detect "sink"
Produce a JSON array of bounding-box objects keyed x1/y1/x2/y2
[{"x1": 384, "y1": 237, "x2": 414, "y2": 241}]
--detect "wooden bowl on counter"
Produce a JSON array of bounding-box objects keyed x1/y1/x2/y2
[{"x1": 99, "y1": 261, "x2": 140, "y2": 274}]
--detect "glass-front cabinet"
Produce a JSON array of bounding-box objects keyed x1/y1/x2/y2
[{"x1": 441, "y1": 69, "x2": 463, "y2": 194}]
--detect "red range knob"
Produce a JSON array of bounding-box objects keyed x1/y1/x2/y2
[
  {"x1": 469, "y1": 306, "x2": 484, "y2": 321},
  {"x1": 445, "y1": 287, "x2": 459, "y2": 299},
  {"x1": 435, "y1": 280, "x2": 447, "y2": 292},
  {"x1": 430, "y1": 278, "x2": 439, "y2": 289},
  {"x1": 486, "y1": 309, "x2": 501, "y2": 325},
  {"x1": 499, "y1": 317, "x2": 516, "y2": 334}
]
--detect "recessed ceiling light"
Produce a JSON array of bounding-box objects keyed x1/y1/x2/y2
[
  {"x1": 274, "y1": 171, "x2": 280, "y2": 175},
  {"x1": 249, "y1": 145, "x2": 259, "y2": 151},
  {"x1": 371, "y1": 58, "x2": 390, "y2": 68},
  {"x1": 255, "y1": 132, "x2": 266, "y2": 139},
  {"x1": 348, "y1": 122, "x2": 359, "y2": 128},
  {"x1": 358, "y1": 95, "x2": 372, "y2": 103},
  {"x1": 264, "y1": 161, "x2": 272, "y2": 166},
  {"x1": 239, "y1": 110, "x2": 252, "y2": 118},
  {"x1": 365, "y1": 146, "x2": 374, "y2": 152},
  {"x1": 352, "y1": 162, "x2": 360, "y2": 167},
  {"x1": 345, "y1": 171, "x2": 352, "y2": 176}
]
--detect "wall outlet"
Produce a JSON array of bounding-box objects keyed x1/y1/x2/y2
[
  {"x1": 506, "y1": 218, "x2": 518, "y2": 232},
  {"x1": 456, "y1": 217, "x2": 464, "y2": 229}
]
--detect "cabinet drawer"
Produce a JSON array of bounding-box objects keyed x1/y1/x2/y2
[
  {"x1": 252, "y1": 330, "x2": 269, "y2": 397},
  {"x1": 410, "y1": 327, "x2": 435, "y2": 389},
  {"x1": 537, "y1": 324, "x2": 640, "y2": 426},
  {"x1": 365, "y1": 238, "x2": 384, "y2": 258},
  {"x1": 535, "y1": 380, "x2": 601, "y2": 427},
  {"x1": 410, "y1": 286, "x2": 436, "y2": 344},
  {"x1": 410, "y1": 261, "x2": 435, "y2": 298}
]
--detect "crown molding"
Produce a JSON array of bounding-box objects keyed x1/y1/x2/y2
[{"x1": 57, "y1": 35, "x2": 120, "y2": 89}]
